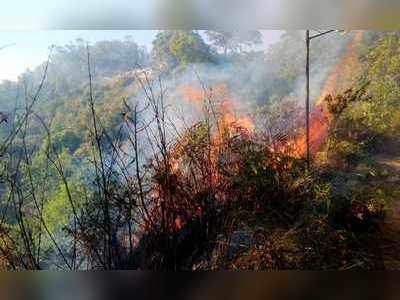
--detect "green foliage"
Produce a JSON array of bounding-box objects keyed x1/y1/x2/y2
[
  {"x1": 205, "y1": 30, "x2": 262, "y2": 55},
  {"x1": 51, "y1": 37, "x2": 148, "y2": 84},
  {"x1": 43, "y1": 182, "x2": 84, "y2": 233},
  {"x1": 361, "y1": 34, "x2": 400, "y2": 136},
  {"x1": 328, "y1": 33, "x2": 400, "y2": 162},
  {"x1": 152, "y1": 30, "x2": 212, "y2": 69},
  {"x1": 0, "y1": 30, "x2": 397, "y2": 270},
  {"x1": 49, "y1": 130, "x2": 82, "y2": 154},
  {"x1": 266, "y1": 30, "x2": 350, "y2": 100}
]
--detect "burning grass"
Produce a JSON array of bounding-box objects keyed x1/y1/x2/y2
[
  {"x1": 124, "y1": 84, "x2": 383, "y2": 270},
  {"x1": 65, "y1": 73, "x2": 388, "y2": 270}
]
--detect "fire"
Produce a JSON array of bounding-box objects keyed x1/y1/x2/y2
[
  {"x1": 177, "y1": 85, "x2": 206, "y2": 108},
  {"x1": 317, "y1": 31, "x2": 364, "y2": 106},
  {"x1": 178, "y1": 83, "x2": 255, "y2": 135},
  {"x1": 288, "y1": 106, "x2": 329, "y2": 158},
  {"x1": 175, "y1": 32, "x2": 365, "y2": 163},
  {"x1": 219, "y1": 99, "x2": 255, "y2": 134},
  {"x1": 288, "y1": 31, "x2": 365, "y2": 158},
  {"x1": 144, "y1": 32, "x2": 367, "y2": 235}
]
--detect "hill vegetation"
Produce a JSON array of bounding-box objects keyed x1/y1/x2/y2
[{"x1": 0, "y1": 30, "x2": 398, "y2": 270}]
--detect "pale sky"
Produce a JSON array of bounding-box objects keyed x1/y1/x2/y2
[
  {"x1": 0, "y1": 1, "x2": 283, "y2": 81},
  {"x1": 0, "y1": 30, "x2": 158, "y2": 81},
  {"x1": 0, "y1": 30, "x2": 282, "y2": 82}
]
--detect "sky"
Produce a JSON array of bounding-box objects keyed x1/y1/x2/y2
[
  {"x1": 0, "y1": 30, "x2": 158, "y2": 81},
  {"x1": 0, "y1": 30, "x2": 282, "y2": 82}
]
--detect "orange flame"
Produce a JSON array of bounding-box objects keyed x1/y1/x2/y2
[
  {"x1": 178, "y1": 84, "x2": 255, "y2": 135},
  {"x1": 317, "y1": 30, "x2": 364, "y2": 106},
  {"x1": 145, "y1": 32, "x2": 367, "y2": 234},
  {"x1": 288, "y1": 31, "x2": 365, "y2": 158}
]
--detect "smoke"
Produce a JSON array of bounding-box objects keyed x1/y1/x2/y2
[
  {"x1": 119, "y1": 30, "x2": 358, "y2": 166},
  {"x1": 287, "y1": 31, "x2": 353, "y2": 106}
]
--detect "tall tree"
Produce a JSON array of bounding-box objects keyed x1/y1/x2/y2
[
  {"x1": 205, "y1": 30, "x2": 262, "y2": 55},
  {"x1": 151, "y1": 30, "x2": 212, "y2": 69}
]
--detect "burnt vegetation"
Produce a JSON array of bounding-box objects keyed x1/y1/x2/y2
[{"x1": 0, "y1": 30, "x2": 398, "y2": 270}]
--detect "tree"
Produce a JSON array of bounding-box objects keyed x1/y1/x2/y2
[
  {"x1": 151, "y1": 30, "x2": 212, "y2": 69},
  {"x1": 205, "y1": 30, "x2": 262, "y2": 55}
]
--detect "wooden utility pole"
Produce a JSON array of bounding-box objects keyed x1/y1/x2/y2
[
  {"x1": 305, "y1": 30, "x2": 311, "y2": 169},
  {"x1": 305, "y1": 30, "x2": 337, "y2": 169}
]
